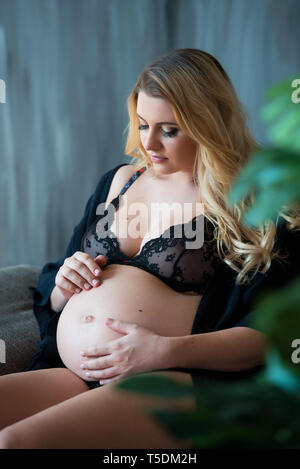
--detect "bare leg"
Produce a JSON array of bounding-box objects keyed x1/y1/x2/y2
[
  {"x1": 0, "y1": 368, "x2": 89, "y2": 430},
  {"x1": 0, "y1": 370, "x2": 196, "y2": 449}
]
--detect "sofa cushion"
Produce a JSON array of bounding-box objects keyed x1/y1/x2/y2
[{"x1": 0, "y1": 264, "x2": 41, "y2": 375}]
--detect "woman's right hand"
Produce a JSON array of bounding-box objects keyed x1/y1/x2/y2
[{"x1": 55, "y1": 252, "x2": 107, "y2": 301}]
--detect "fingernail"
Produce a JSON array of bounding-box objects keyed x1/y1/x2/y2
[
  {"x1": 86, "y1": 372, "x2": 91, "y2": 377},
  {"x1": 92, "y1": 279, "x2": 100, "y2": 286},
  {"x1": 94, "y1": 269, "x2": 100, "y2": 275},
  {"x1": 80, "y1": 363, "x2": 86, "y2": 369},
  {"x1": 80, "y1": 351, "x2": 86, "y2": 356},
  {"x1": 84, "y1": 283, "x2": 91, "y2": 290},
  {"x1": 75, "y1": 288, "x2": 81, "y2": 293}
]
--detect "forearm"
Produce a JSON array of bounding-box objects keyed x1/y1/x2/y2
[
  {"x1": 50, "y1": 285, "x2": 68, "y2": 313},
  {"x1": 162, "y1": 327, "x2": 268, "y2": 372}
]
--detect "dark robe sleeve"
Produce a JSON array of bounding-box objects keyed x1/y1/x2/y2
[
  {"x1": 26, "y1": 163, "x2": 128, "y2": 370},
  {"x1": 233, "y1": 221, "x2": 300, "y2": 329},
  {"x1": 191, "y1": 219, "x2": 300, "y2": 335}
]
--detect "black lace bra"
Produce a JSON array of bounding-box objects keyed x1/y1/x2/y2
[{"x1": 81, "y1": 167, "x2": 223, "y2": 294}]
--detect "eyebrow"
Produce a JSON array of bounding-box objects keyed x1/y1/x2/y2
[{"x1": 137, "y1": 113, "x2": 178, "y2": 126}]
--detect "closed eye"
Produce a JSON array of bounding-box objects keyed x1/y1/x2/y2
[{"x1": 138, "y1": 125, "x2": 178, "y2": 138}]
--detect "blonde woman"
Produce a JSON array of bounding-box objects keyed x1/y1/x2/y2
[{"x1": 0, "y1": 49, "x2": 299, "y2": 449}]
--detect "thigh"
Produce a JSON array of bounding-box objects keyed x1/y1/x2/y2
[
  {"x1": 0, "y1": 368, "x2": 89, "y2": 430},
  {"x1": 0, "y1": 370, "x2": 196, "y2": 449}
]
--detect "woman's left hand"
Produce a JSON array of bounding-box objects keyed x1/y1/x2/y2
[{"x1": 80, "y1": 318, "x2": 170, "y2": 385}]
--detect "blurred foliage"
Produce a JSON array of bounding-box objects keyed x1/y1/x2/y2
[
  {"x1": 227, "y1": 146, "x2": 300, "y2": 226},
  {"x1": 253, "y1": 276, "x2": 300, "y2": 381},
  {"x1": 118, "y1": 373, "x2": 300, "y2": 449},
  {"x1": 116, "y1": 75, "x2": 300, "y2": 448},
  {"x1": 227, "y1": 74, "x2": 300, "y2": 227}
]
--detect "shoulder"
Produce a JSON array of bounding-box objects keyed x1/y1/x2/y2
[{"x1": 104, "y1": 163, "x2": 137, "y2": 205}]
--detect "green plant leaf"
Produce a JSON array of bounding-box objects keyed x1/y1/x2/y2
[
  {"x1": 267, "y1": 111, "x2": 300, "y2": 148},
  {"x1": 251, "y1": 276, "x2": 300, "y2": 379},
  {"x1": 260, "y1": 94, "x2": 291, "y2": 123},
  {"x1": 262, "y1": 76, "x2": 300, "y2": 150},
  {"x1": 146, "y1": 379, "x2": 300, "y2": 448},
  {"x1": 260, "y1": 349, "x2": 300, "y2": 393},
  {"x1": 228, "y1": 148, "x2": 300, "y2": 203},
  {"x1": 243, "y1": 185, "x2": 300, "y2": 226},
  {"x1": 264, "y1": 75, "x2": 300, "y2": 100},
  {"x1": 227, "y1": 146, "x2": 300, "y2": 226}
]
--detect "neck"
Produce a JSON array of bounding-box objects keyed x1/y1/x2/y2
[{"x1": 147, "y1": 165, "x2": 197, "y2": 188}]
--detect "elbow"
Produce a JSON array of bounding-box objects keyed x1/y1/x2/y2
[{"x1": 233, "y1": 327, "x2": 268, "y2": 371}]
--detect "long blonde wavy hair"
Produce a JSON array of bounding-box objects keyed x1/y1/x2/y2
[{"x1": 124, "y1": 48, "x2": 300, "y2": 285}]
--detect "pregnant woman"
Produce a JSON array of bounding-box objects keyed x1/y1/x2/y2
[
  {"x1": 56, "y1": 150, "x2": 215, "y2": 384},
  {"x1": 0, "y1": 48, "x2": 298, "y2": 449}
]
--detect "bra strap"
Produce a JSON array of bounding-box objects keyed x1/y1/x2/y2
[{"x1": 119, "y1": 166, "x2": 146, "y2": 196}]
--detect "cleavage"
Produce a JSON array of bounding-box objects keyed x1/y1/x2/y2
[
  {"x1": 109, "y1": 195, "x2": 149, "y2": 258},
  {"x1": 109, "y1": 197, "x2": 201, "y2": 259}
]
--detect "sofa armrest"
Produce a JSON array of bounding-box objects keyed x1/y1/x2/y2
[{"x1": 0, "y1": 264, "x2": 41, "y2": 375}]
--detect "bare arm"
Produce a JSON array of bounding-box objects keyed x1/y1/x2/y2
[
  {"x1": 161, "y1": 327, "x2": 267, "y2": 372},
  {"x1": 50, "y1": 286, "x2": 69, "y2": 313}
]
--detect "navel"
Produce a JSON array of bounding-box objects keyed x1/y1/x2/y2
[{"x1": 81, "y1": 314, "x2": 95, "y2": 323}]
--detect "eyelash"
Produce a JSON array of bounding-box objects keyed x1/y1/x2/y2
[{"x1": 138, "y1": 125, "x2": 178, "y2": 138}]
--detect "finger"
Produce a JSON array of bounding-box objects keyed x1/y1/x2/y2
[
  {"x1": 80, "y1": 357, "x2": 111, "y2": 370},
  {"x1": 94, "y1": 254, "x2": 107, "y2": 270},
  {"x1": 85, "y1": 366, "x2": 122, "y2": 381},
  {"x1": 58, "y1": 265, "x2": 94, "y2": 292},
  {"x1": 63, "y1": 255, "x2": 102, "y2": 289},
  {"x1": 55, "y1": 270, "x2": 83, "y2": 295},
  {"x1": 80, "y1": 345, "x2": 110, "y2": 357},
  {"x1": 105, "y1": 318, "x2": 137, "y2": 334},
  {"x1": 57, "y1": 284, "x2": 77, "y2": 299},
  {"x1": 73, "y1": 251, "x2": 105, "y2": 280},
  {"x1": 98, "y1": 375, "x2": 123, "y2": 385}
]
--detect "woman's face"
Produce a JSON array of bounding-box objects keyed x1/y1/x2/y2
[{"x1": 136, "y1": 91, "x2": 197, "y2": 181}]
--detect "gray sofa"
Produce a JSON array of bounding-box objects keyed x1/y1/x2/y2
[{"x1": 0, "y1": 264, "x2": 41, "y2": 376}]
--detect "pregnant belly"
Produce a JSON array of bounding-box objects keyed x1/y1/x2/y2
[{"x1": 56, "y1": 264, "x2": 201, "y2": 380}]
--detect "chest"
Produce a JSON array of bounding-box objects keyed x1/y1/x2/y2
[{"x1": 106, "y1": 178, "x2": 204, "y2": 258}]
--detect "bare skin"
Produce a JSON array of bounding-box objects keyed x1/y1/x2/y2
[{"x1": 0, "y1": 368, "x2": 196, "y2": 449}]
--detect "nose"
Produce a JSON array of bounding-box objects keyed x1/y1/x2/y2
[{"x1": 143, "y1": 129, "x2": 162, "y2": 152}]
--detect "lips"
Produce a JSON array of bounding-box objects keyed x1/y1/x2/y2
[{"x1": 150, "y1": 155, "x2": 168, "y2": 163}]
